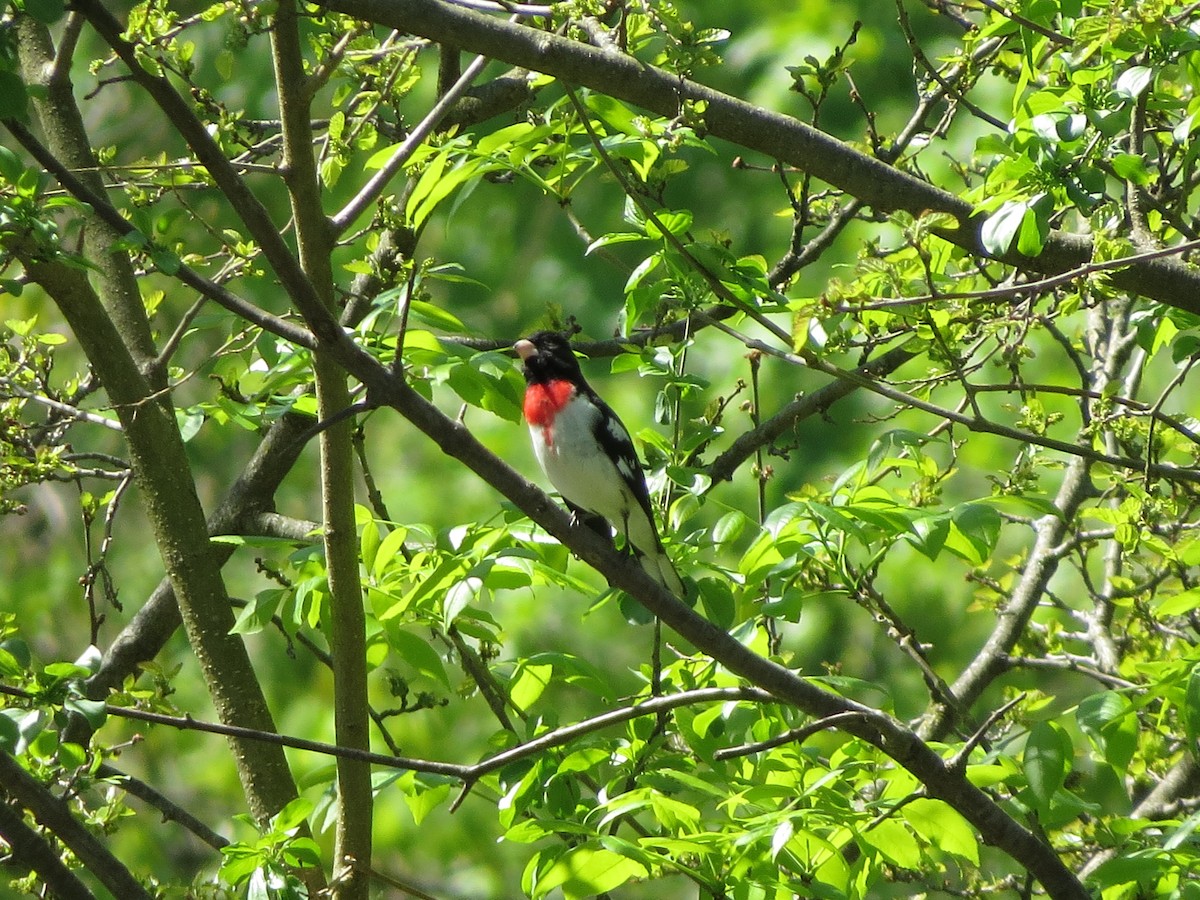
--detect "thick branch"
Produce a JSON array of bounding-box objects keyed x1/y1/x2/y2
[
  {"x1": 271, "y1": 3, "x2": 371, "y2": 893},
  {"x1": 82, "y1": 411, "x2": 313, "y2": 701},
  {"x1": 16, "y1": 17, "x2": 157, "y2": 374},
  {"x1": 71, "y1": 0, "x2": 376, "y2": 372},
  {"x1": 96, "y1": 763, "x2": 230, "y2": 852},
  {"x1": 921, "y1": 302, "x2": 1136, "y2": 740},
  {"x1": 3, "y1": 119, "x2": 318, "y2": 351},
  {"x1": 707, "y1": 345, "x2": 915, "y2": 483}
]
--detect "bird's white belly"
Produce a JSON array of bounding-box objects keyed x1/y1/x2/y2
[{"x1": 531, "y1": 399, "x2": 630, "y2": 526}]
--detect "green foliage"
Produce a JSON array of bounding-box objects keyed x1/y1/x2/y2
[
  {"x1": 5, "y1": 0, "x2": 1200, "y2": 898},
  {"x1": 219, "y1": 799, "x2": 322, "y2": 897}
]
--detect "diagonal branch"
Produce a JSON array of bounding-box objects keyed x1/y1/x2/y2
[
  {"x1": 0, "y1": 796, "x2": 97, "y2": 900},
  {"x1": 0, "y1": 749, "x2": 152, "y2": 900},
  {"x1": 71, "y1": 0, "x2": 376, "y2": 373},
  {"x1": 706, "y1": 345, "x2": 915, "y2": 484},
  {"x1": 331, "y1": 49, "x2": 493, "y2": 234},
  {"x1": 2, "y1": 119, "x2": 318, "y2": 351}
]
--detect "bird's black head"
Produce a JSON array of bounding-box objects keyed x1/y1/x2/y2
[{"x1": 514, "y1": 331, "x2": 585, "y2": 385}]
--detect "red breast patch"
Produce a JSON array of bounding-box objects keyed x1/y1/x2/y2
[{"x1": 524, "y1": 380, "x2": 575, "y2": 431}]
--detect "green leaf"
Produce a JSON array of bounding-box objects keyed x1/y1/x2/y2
[
  {"x1": 699, "y1": 577, "x2": 736, "y2": 628},
  {"x1": 408, "y1": 300, "x2": 466, "y2": 333},
  {"x1": 1111, "y1": 153, "x2": 1151, "y2": 186},
  {"x1": 270, "y1": 797, "x2": 313, "y2": 834},
  {"x1": 1015, "y1": 198, "x2": 1049, "y2": 256},
  {"x1": 585, "y1": 231, "x2": 647, "y2": 254},
  {"x1": 645, "y1": 209, "x2": 693, "y2": 240},
  {"x1": 64, "y1": 698, "x2": 107, "y2": 730},
  {"x1": 980, "y1": 200, "x2": 1027, "y2": 256},
  {"x1": 0, "y1": 145, "x2": 24, "y2": 183},
  {"x1": 25, "y1": 0, "x2": 66, "y2": 24},
  {"x1": 908, "y1": 514, "x2": 949, "y2": 561},
  {"x1": 397, "y1": 773, "x2": 452, "y2": 825},
  {"x1": 0, "y1": 72, "x2": 30, "y2": 122},
  {"x1": 1076, "y1": 691, "x2": 1130, "y2": 744},
  {"x1": 43, "y1": 661, "x2": 90, "y2": 680},
  {"x1": 230, "y1": 589, "x2": 284, "y2": 635},
  {"x1": 1114, "y1": 65, "x2": 1153, "y2": 100},
  {"x1": 0, "y1": 715, "x2": 19, "y2": 752},
  {"x1": 218, "y1": 844, "x2": 265, "y2": 885},
  {"x1": 712, "y1": 510, "x2": 750, "y2": 545},
  {"x1": 387, "y1": 629, "x2": 450, "y2": 689},
  {"x1": 738, "y1": 530, "x2": 785, "y2": 584},
  {"x1": 510, "y1": 662, "x2": 552, "y2": 711},
  {"x1": 176, "y1": 408, "x2": 204, "y2": 443},
  {"x1": 282, "y1": 837, "x2": 321, "y2": 868},
  {"x1": 150, "y1": 245, "x2": 181, "y2": 276},
  {"x1": 1024, "y1": 720, "x2": 1071, "y2": 808},
  {"x1": 865, "y1": 428, "x2": 934, "y2": 472},
  {"x1": 946, "y1": 503, "x2": 1001, "y2": 564},
  {"x1": 858, "y1": 818, "x2": 921, "y2": 869},
  {"x1": 0, "y1": 639, "x2": 31, "y2": 673},
  {"x1": 372, "y1": 526, "x2": 409, "y2": 580},
  {"x1": 407, "y1": 154, "x2": 486, "y2": 230},
  {"x1": 1155, "y1": 586, "x2": 1200, "y2": 617},
  {"x1": 534, "y1": 845, "x2": 647, "y2": 900},
  {"x1": 584, "y1": 93, "x2": 640, "y2": 136},
  {"x1": 902, "y1": 798, "x2": 979, "y2": 864},
  {"x1": 557, "y1": 748, "x2": 608, "y2": 775},
  {"x1": 1185, "y1": 663, "x2": 1200, "y2": 754},
  {"x1": 443, "y1": 576, "x2": 480, "y2": 626}
]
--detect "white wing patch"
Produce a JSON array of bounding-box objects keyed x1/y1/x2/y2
[
  {"x1": 616, "y1": 456, "x2": 638, "y2": 484},
  {"x1": 606, "y1": 415, "x2": 631, "y2": 444}
]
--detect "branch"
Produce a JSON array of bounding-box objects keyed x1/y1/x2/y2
[
  {"x1": 0, "y1": 794, "x2": 96, "y2": 900},
  {"x1": 79, "y1": 411, "x2": 315, "y2": 703},
  {"x1": 3, "y1": 683, "x2": 770, "y2": 780},
  {"x1": 706, "y1": 345, "x2": 915, "y2": 484},
  {"x1": 716, "y1": 326, "x2": 1200, "y2": 486},
  {"x1": 319, "y1": 0, "x2": 1200, "y2": 315},
  {"x1": 0, "y1": 377, "x2": 123, "y2": 431},
  {"x1": 71, "y1": 0, "x2": 379, "y2": 375},
  {"x1": 713, "y1": 711, "x2": 868, "y2": 761},
  {"x1": 0, "y1": 749, "x2": 152, "y2": 900},
  {"x1": 331, "y1": 50, "x2": 492, "y2": 234},
  {"x1": 271, "y1": 3, "x2": 371, "y2": 893},
  {"x1": 1078, "y1": 755, "x2": 1200, "y2": 879},
  {"x1": 921, "y1": 304, "x2": 1138, "y2": 740},
  {"x1": 15, "y1": 16, "x2": 157, "y2": 373},
  {"x1": 96, "y1": 763, "x2": 229, "y2": 852},
  {"x1": 11, "y1": 252, "x2": 316, "y2": 839}
]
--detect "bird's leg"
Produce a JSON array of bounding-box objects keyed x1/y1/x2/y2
[{"x1": 565, "y1": 501, "x2": 615, "y2": 548}]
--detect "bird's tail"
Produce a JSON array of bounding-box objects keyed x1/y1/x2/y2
[{"x1": 641, "y1": 544, "x2": 685, "y2": 597}]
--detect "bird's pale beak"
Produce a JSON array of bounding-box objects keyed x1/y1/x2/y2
[{"x1": 514, "y1": 339, "x2": 536, "y2": 361}]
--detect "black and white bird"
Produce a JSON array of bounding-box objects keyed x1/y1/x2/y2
[{"x1": 515, "y1": 331, "x2": 684, "y2": 597}]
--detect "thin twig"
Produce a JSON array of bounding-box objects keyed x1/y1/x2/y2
[
  {"x1": 0, "y1": 379, "x2": 123, "y2": 431},
  {"x1": 0, "y1": 682, "x2": 773, "y2": 781},
  {"x1": 330, "y1": 51, "x2": 493, "y2": 234},
  {"x1": 714, "y1": 711, "x2": 869, "y2": 760}
]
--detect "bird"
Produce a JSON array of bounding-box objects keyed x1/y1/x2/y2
[{"x1": 515, "y1": 331, "x2": 685, "y2": 597}]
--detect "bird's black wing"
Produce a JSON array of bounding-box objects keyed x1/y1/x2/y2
[{"x1": 585, "y1": 387, "x2": 662, "y2": 544}]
